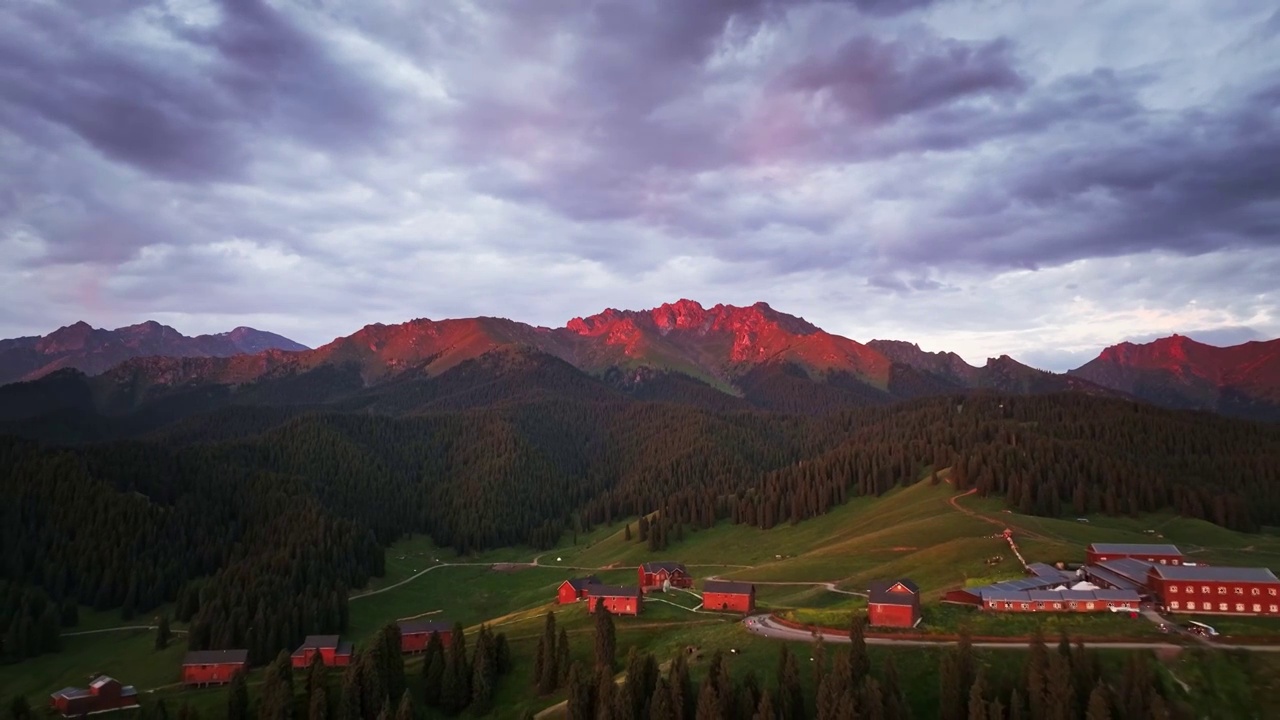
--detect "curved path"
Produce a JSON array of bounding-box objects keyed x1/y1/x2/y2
[
  {"x1": 62, "y1": 626, "x2": 187, "y2": 638},
  {"x1": 743, "y1": 615, "x2": 1280, "y2": 652}
]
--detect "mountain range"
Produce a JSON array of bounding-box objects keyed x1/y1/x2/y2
[
  {"x1": 0, "y1": 320, "x2": 308, "y2": 386},
  {"x1": 1, "y1": 300, "x2": 1277, "y2": 429}
]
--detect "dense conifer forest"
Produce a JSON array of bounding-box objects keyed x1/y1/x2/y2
[{"x1": 3, "y1": 377, "x2": 1280, "y2": 663}]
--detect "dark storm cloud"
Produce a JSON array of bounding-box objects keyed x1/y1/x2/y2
[{"x1": 0, "y1": 0, "x2": 395, "y2": 183}]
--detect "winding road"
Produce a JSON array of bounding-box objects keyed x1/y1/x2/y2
[{"x1": 742, "y1": 614, "x2": 1280, "y2": 652}]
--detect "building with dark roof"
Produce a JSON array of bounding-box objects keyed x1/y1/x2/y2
[
  {"x1": 398, "y1": 619, "x2": 453, "y2": 653},
  {"x1": 50, "y1": 676, "x2": 139, "y2": 717},
  {"x1": 1086, "y1": 543, "x2": 1184, "y2": 565},
  {"x1": 1147, "y1": 565, "x2": 1280, "y2": 616},
  {"x1": 557, "y1": 576, "x2": 601, "y2": 604},
  {"x1": 586, "y1": 585, "x2": 643, "y2": 615},
  {"x1": 182, "y1": 649, "x2": 249, "y2": 687},
  {"x1": 291, "y1": 635, "x2": 354, "y2": 668},
  {"x1": 701, "y1": 580, "x2": 756, "y2": 614},
  {"x1": 868, "y1": 579, "x2": 921, "y2": 628},
  {"x1": 638, "y1": 562, "x2": 692, "y2": 591}
]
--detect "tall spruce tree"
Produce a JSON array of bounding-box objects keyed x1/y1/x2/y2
[
  {"x1": 596, "y1": 667, "x2": 617, "y2": 720},
  {"x1": 1026, "y1": 629, "x2": 1048, "y2": 720},
  {"x1": 421, "y1": 632, "x2": 445, "y2": 707},
  {"x1": 567, "y1": 662, "x2": 594, "y2": 720},
  {"x1": 226, "y1": 671, "x2": 249, "y2": 720},
  {"x1": 694, "y1": 680, "x2": 721, "y2": 720},
  {"x1": 939, "y1": 652, "x2": 964, "y2": 720},
  {"x1": 849, "y1": 613, "x2": 870, "y2": 683},
  {"x1": 471, "y1": 629, "x2": 496, "y2": 715},
  {"x1": 650, "y1": 678, "x2": 676, "y2": 720},
  {"x1": 1085, "y1": 681, "x2": 1110, "y2": 720},
  {"x1": 967, "y1": 670, "x2": 988, "y2": 720},
  {"x1": 881, "y1": 655, "x2": 908, "y2": 720},
  {"x1": 307, "y1": 653, "x2": 330, "y2": 699},
  {"x1": 595, "y1": 604, "x2": 617, "y2": 672},
  {"x1": 776, "y1": 644, "x2": 803, "y2": 720},
  {"x1": 441, "y1": 622, "x2": 470, "y2": 713},
  {"x1": 309, "y1": 688, "x2": 329, "y2": 720},
  {"x1": 753, "y1": 690, "x2": 775, "y2": 720},
  {"x1": 154, "y1": 614, "x2": 171, "y2": 650}
]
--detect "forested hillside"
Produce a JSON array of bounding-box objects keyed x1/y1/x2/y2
[{"x1": 3, "y1": 388, "x2": 1280, "y2": 664}]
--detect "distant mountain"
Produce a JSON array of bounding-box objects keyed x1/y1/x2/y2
[
  {"x1": 0, "y1": 321, "x2": 309, "y2": 386},
  {"x1": 1069, "y1": 334, "x2": 1280, "y2": 421},
  {"x1": 3, "y1": 303, "x2": 1277, "y2": 431}
]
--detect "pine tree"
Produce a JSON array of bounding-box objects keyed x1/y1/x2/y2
[
  {"x1": 390, "y1": 690, "x2": 411, "y2": 720},
  {"x1": 849, "y1": 613, "x2": 870, "y2": 684},
  {"x1": 596, "y1": 667, "x2": 617, "y2": 720},
  {"x1": 968, "y1": 670, "x2": 988, "y2": 720},
  {"x1": 694, "y1": 680, "x2": 721, "y2": 720},
  {"x1": 380, "y1": 624, "x2": 406, "y2": 709},
  {"x1": 337, "y1": 662, "x2": 362, "y2": 720},
  {"x1": 669, "y1": 654, "x2": 692, "y2": 720},
  {"x1": 1008, "y1": 689, "x2": 1024, "y2": 720},
  {"x1": 307, "y1": 652, "x2": 330, "y2": 699},
  {"x1": 811, "y1": 637, "x2": 827, "y2": 692},
  {"x1": 535, "y1": 612, "x2": 558, "y2": 693},
  {"x1": 650, "y1": 678, "x2": 676, "y2": 720},
  {"x1": 441, "y1": 622, "x2": 470, "y2": 713},
  {"x1": 495, "y1": 631, "x2": 512, "y2": 675},
  {"x1": 753, "y1": 690, "x2": 775, "y2": 720},
  {"x1": 863, "y1": 677, "x2": 885, "y2": 720},
  {"x1": 1085, "y1": 681, "x2": 1110, "y2": 720},
  {"x1": 259, "y1": 650, "x2": 295, "y2": 720},
  {"x1": 556, "y1": 628, "x2": 572, "y2": 685},
  {"x1": 595, "y1": 604, "x2": 617, "y2": 671},
  {"x1": 1044, "y1": 653, "x2": 1074, "y2": 720},
  {"x1": 940, "y1": 652, "x2": 963, "y2": 720},
  {"x1": 776, "y1": 644, "x2": 803, "y2": 720},
  {"x1": 882, "y1": 655, "x2": 908, "y2": 720},
  {"x1": 226, "y1": 671, "x2": 249, "y2": 720},
  {"x1": 567, "y1": 663, "x2": 594, "y2": 720},
  {"x1": 309, "y1": 688, "x2": 329, "y2": 720},
  {"x1": 154, "y1": 614, "x2": 171, "y2": 650},
  {"x1": 471, "y1": 631, "x2": 496, "y2": 715},
  {"x1": 1026, "y1": 629, "x2": 1048, "y2": 720},
  {"x1": 421, "y1": 633, "x2": 445, "y2": 707}
]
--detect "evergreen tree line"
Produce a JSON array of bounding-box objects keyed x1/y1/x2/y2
[
  {"x1": 0, "y1": 580, "x2": 74, "y2": 661},
  {"x1": 4, "y1": 392, "x2": 1279, "y2": 664}
]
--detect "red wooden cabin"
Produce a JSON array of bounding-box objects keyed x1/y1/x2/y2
[
  {"x1": 398, "y1": 620, "x2": 453, "y2": 653},
  {"x1": 868, "y1": 579, "x2": 921, "y2": 628},
  {"x1": 638, "y1": 562, "x2": 692, "y2": 591},
  {"x1": 1085, "y1": 543, "x2": 1183, "y2": 566},
  {"x1": 1148, "y1": 565, "x2": 1280, "y2": 616},
  {"x1": 557, "y1": 576, "x2": 601, "y2": 604},
  {"x1": 701, "y1": 580, "x2": 756, "y2": 613},
  {"x1": 182, "y1": 649, "x2": 249, "y2": 687},
  {"x1": 50, "y1": 676, "x2": 140, "y2": 717},
  {"x1": 586, "y1": 585, "x2": 643, "y2": 616},
  {"x1": 291, "y1": 635, "x2": 354, "y2": 668}
]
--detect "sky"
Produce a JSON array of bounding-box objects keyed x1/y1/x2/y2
[{"x1": 1, "y1": 0, "x2": 1277, "y2": 372}]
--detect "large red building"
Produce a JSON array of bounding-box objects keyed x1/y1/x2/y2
[
  {"x1": 1148, "y1": 565, "x2": 1280, "y2": 616},
  {"x1": 182, "y1": 649, "x2": 249, "y2": 687},
  {"x1": 1086, "y1": 543, "x2": 1184, "y2": 566},
  {"x1": 291, "y1": 635, "x2": 355, "y2": 668},
  {"x1": 701, "y1": 580, "x2": 756, "y2": 613},
  {"x1": 398, "y1": 620, "x2": 453, "y2": 653},
  {"x1": 639, "y1": 562, "x2": 692, "y2": 591},
  {"x1": 868, "y1": 579, "x2": 921, "y2": 628},
  {"x1": 586, "y1": 585, "x2": 643, "y2": 616},
  {"x1": 50, "y1": 676, "x2": 140, "y2": 717},
  {"x1": 557, "y1": 576, "x2": 600, "y2": 604}
]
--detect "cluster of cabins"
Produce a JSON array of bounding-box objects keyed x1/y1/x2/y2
[
  {"x1": 556, "y1": 561, "x2": 758, "y2": 616},
  {"x1": 946, "y1": 543, "x2": 1280, "y2": 617},
  {"x1": 51, "y1": 621, "x2": 457, "y2": 716}
]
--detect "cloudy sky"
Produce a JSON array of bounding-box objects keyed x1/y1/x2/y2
[{"x1": 1, "y1": 0, "x2": 1277, "y2": 371}]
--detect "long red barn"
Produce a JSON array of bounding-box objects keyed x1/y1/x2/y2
[
  {"x1": 587, "y1": 585, "x2": 643, "y2": 616},
  {"x1": 702, "y1": 580, "x2": 756, "y2": 613},
  {"x1": 182, "y1": 649, "x2": 249, "y2": 687},
  {"x1": 50, "y1": 676, "x2": 140, "y2": 717},
  {"x1": 291, "y1": 635, "x2": 354, "y2": 668},
  {"x1": 1085, "y1": 543, "x2": 1184, "y2": 566},
  {"x1": 398, "y1": 620, "x2": 453, "y2": 653},
  {"x1": 1148, "y1": 565, "x2": 1280, "y2": 616}
]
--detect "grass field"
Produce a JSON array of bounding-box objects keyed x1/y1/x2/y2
[{"x1": 8, "y1": 472, "x2": 1280, "y2": 717}]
